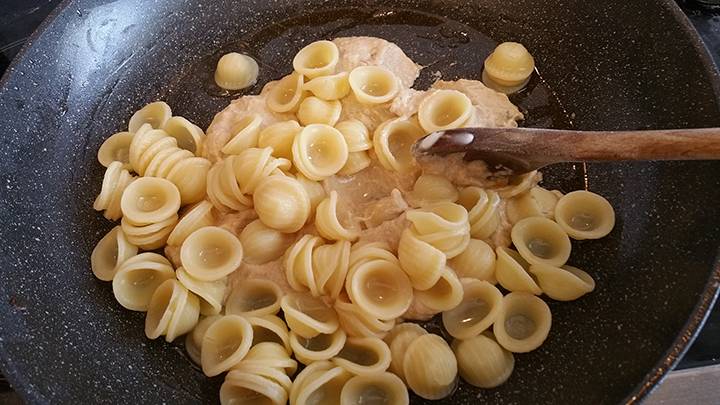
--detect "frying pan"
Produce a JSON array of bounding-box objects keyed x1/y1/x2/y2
[{"x1": 1, "y1": 0, "x2": 719, "y2": 403}]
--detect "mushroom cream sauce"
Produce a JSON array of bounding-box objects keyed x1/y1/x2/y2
[{"x1": 165, "y1": 36, "x2": 533, "y2": 320}]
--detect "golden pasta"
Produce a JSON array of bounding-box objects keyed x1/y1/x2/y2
[
  {"x1": 511, "y1": 216, "x2": 572, "y2": 266},
  {"x1": 312, "y1": 240, "x2": 351, "y2": 299},
  {"x1": 458, "y1": 186, "x2": 501, "y2": 240},
  {"x1": 284, "y1": 235, "x2": 324, "y2": 295},
  {"x1": 93, "y1": 161, "x2": 135, "y2": 220},
  {"x1": 166, "y1": 200, "x2": 216, "y2": 247},
  {"x1": 294, "y1": 172, "x2": 326, "y2": 216},
  {"x1": 247, "y1": 315, "x2": 292, "y2": 353},
  {"x1": 234, "y1": 147, "x2": 292, "y2": 195},
  {"x1": 214, "y1": 52, "x2": 259, "y2": 90},
  {"x1": 128, "y1": 101, "x2": 172, "y2": 133},
  {"x1": 452, "y1": 333, "x2": 514, "y2": 388},
  {"x1": 335, "y1": 292, "x2": 395, "y2": 339},
  {"x1": 398, "y1": 228, "x2": 446, "y2": 290},
  {"x1": 337, "y1": 151, "x2": 372, "y2": 175},
  {"x1": 403, "y1": 333, "x2": 457, "y2": 400},
  {"x1": 257, "y1": 120, "x2": 302, "y2": 160},
  {"x1": 418, "y1": 89, "x2": 475, "y2": 133},
  {"x1": 405, "y1": 201, "x2": 470, "y2": 259},
  {"x1": 266, "y1": 71, "x2": 306, "y2": 113},
  {"x1": 91, "y1": 226, "x2": 138, "y2": 281},
  {"x1": 413, "y1": 267, "x2": 464, "y2": 312},
  {"x1": 348, "y1": 65, "x2": 400, "y2": 104},
  {"x1": 145, "y1": 279, "x2": 200, "y2": 342},
  {"x1": 345, "y1": 258, "x2": 414, "y2": 321},
  {"x1": 340, "y1": 372, "x2": 409, "y2": 405},
  {"x1": 315, "y1": 190, "x2": 360, "y2": 241},
  {"x1": 493, "y1": 292, "x2": 552, "y2": 353},
  {"x1": 112, "y1": 252, "x2": 175, "y2": 311},
  {"x1": 332, "y1": 336, "x2": 392, "y2": 375},
  {"x1": 409, "y1": 174, "x2": 459, "y2": 206},
  {"x1": 303, "y1": 71, "x2": 351, "y2": 100},
  {"x1": 506, "y1": 186, "x2": 561, "y2": 224},
  {"x1": 240, "y1": 219, "x2": 296, "y2": 265},
  {"x1": 280, "y1": 292, "x2": 339, "y2": 338},
  {"x1": 293, "y1": 40, "x2": 340, "y2": 79},
  {"x1": 239, "y1": 342, "x2": 298, "y2": 375},
  {"x1": 97, "y1": 131, "x2": 133, "y2": 169},
  {"x1": 372, "y1": 117, "x2": 424, "y2": 172},
  {"x1": 253, "y1": 175, "x2": 311, "y2": 233},
  {"x1": 201, "y1": 314, "x2": 254, "y2": 376},
  {"x1": 554, "y1": 190, "x2": 616, "y2": 240},
  {"x1": 442, "y1": 279, "x2": 503, "y2": 339},
  {"x1": 529, "y1": 263, "x2": 596, "y2": 301},
  {"x1": 386, "y1": 322, "x2": 427, "y2": 380},
  {"x1": 494, "y1": 246, "x2": 542, "y2": 295},
  {"x1": 176, "y1": 267, "x2": 227, "y2": 316},
  {"x1": 180, "y1": 226, "x2": 244, "y2": 281},
  {"x1": 289, "y1": 361, "x2": 350, "y2": 405},
  {"x1": 221, "y1": 113, "x2": 263, "y2": 155},
  {"x1": 163, "y1": 116, "x2": 205, "y2": 155},
  {"x1": 290, "y1": 329, "x2": 346, "y2": 365},
  {"x1": 220, "y1": 371, "x2": 288, "y2": 405},
  {"x1": 120, "y1": 177, "x2": 181, "y2": 249},
  {"x1": 448, "y1": 238, "x2": 496, "y2": 282},
  {"x1": 483, "y1": 42, "x2": 535, "y2": 94},
  {"x1": 206, "y1": 157, "x2": 253, "y2": 212},
  {"x1": 335, "y1": 119, "x2": 371, "y2": 152},
  {"x1": 297, "y1": 96, "x2": 342, "y2": 126},
  {"x1": 292, "y1": 124, "x2": 349, "y2": 181},
  {"x1": 185, "y1": 315, "x2": 221, "y2": 365}
]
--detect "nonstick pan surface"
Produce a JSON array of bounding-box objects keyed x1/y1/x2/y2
[{"x1": 1, "y1": 0, "x2": 719, "y2": 404}]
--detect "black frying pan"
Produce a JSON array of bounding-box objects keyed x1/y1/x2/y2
[{"x1": 1, "y1": 0, "x2": 719, "y2": 404}]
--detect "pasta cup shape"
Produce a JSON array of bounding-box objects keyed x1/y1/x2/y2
[
  {"x1": 449, "y1": 238, "x2": 496, "y2": 282},
  {"x1": 348, "y1": 66, "x2": 400, "y2": 104},
  {"x1": 221, "y1": 113, "x2": 263, "y2": 155},
  {"x1": 340, "y1": 372, "x2": 409, "y2": 405},
  {"x1": 240, "y1": 219, "x2": 296, "y2": 265},
  {"x1": 234, "y1": 147, "x2": 291, "y2": 195},
  {"x1": 493, "y1": 292, "x2": 552, "y2": 353},
  {"x1": 414, "y1": 267, "x2": 464, "y2": 312},
  {"x1": 406, "y1": 202, "x2": 470, "y2": 258},
  {"x1": 201, "y1": 314, "x2": 254, "y2": 377},
  {"x1": 166, "y1": 156, "x2": 211, "y2": 205},
  {"x1": 91, "y1": 226, "x2": 138, "y2": 281},
  {"x1": 97, "y1": 131, "x2": 133, "y2": 169},
  {"x1": 409, "y1": 174, "x2": 459, "y2": 206},
  {"x1": 349, "y1": 241, "x2": 399, "y2": 268},
  {"x1": 554, "y1": 190, "x2": 616, "y2": 240},
  {"x1": 163, "y1": 116, "x2": 205, "y2": 155},
  {"x1": 372, "y1": 118, "x2": 424, "y2": 172},
  {"x1": 247, "y1": 315, "x2": 292, "y2": 353},
  {"x1": 94, "y1": 161, "x2": 135, "y2": 220},
  {"x1": 120, "y1": 214, "x2": 178, "y2": 250},
  {"x1": 418, "y1": 89, "x2": 475, "y2": 133},
  {"x1": 483, "y1": 42, "x2": 535, "y2": 88},
  {"x1": 292, "y1": 363, "x2": 351, "y2": 405},
  {"x1": 332, "y1": 336, "x2": 392, "y2": 375},
  {"x1": 387, "y1": 323, "x2": 427, "y2": 380},
  {"x1": 338, "y1": 151, "x2": 372, "y2": 176},
  {"x1": 284, "y1": 234, "x2": 323, "y2": 295},
  {"x1": 293, "y1": 40, "x2": 339, "y2": 79},
  {"x1": 312, "y1": 240, "x2": 351, "y2": 299},
  {"x1": 220, "y1": 371, "x2": 287, "y2": 405},
  {"x1": 295, "y1": 172, "x2": 326, "y2": 216},
  {"x1": 167, "y1": 200, "x2": 216, "y2": 246},
  {"x1": 495, "y1": 246, "x2": 542, "y2": 295},
  {"x1": 241, "y1": 342, "x2": 298, "y2": 375},
  {"x1": 267, "y1": 72, "x2": 305, "y2": 113},
  {"x1": 214, "y1": 52, "x2": 259, "y2": 90},
  {"x1": 335, "y1": 120, "x2": 370, "y2": 151},
  {"x1": 442, "y1": 279, "x2": 503, "y2": 339},
  {"x1": 346, "y1": 259, "x2": 413, "y2": 321},
  {"x1": 253, "y1": 175, "x2": 311, "y2": 233},
  {"x1": 506, "y1": 186, "x2": 560, "y2": 224},
  {"x1": 128, "y1": 101, "x2": 172, "y2": 133},
  {"x1": 206, "y1": 157, "x2": 253, "y2": 211},
  {"x1": 297, "y1": 97, "x2": 342, "y2": 126},
  {"x1": 112, "y1": 252, "x2": 175, "y2": 311},
  {"x1": 511, "y1": 217, "x2": 572, "y2": 267},
  {"x1": 529, "y1": 263, "x2": 596, "y2": 301},
  {"x1": 145, "y1": 279, "x2": 199, "y2": 341},
  {"x1": 128, "y1": 128, "x2": 168, "y2": 174},
  {"x1": 180, "y1": 226, "x2": 244, "y2": 281},
  {"x1": 257, "y1": 120, "x2": 302, "y2": 160},
  {"x1": 225, "y1": 279, "x2": 284, "y2": 317},
  {"x1": 397, "y1": 228, "x2": 446, "y2": 290},
  {"x1": 292, "y1": 124, "x2": 349, "y2": 181},
  {"x1": 290, "y1": 329, "x2": 347, "y2": 365},
  {"x1": 166, "y1": 289, "x2": 201, "y2": 342},
  {"x1": 458, "y1": 186, "x2": 501, "y2": 239},
  {"x1": 303, "y1": 72, "x2": 351, "y2": 101},
  {"x1": 227, "y1": 365, "x2": 293, "y2": 393},
  {"x1": 403, "y1": 334, "x2": 458, "y2": 400},
  {"x1": 315, "y1": 191, "x2": 359, "y2": 241},
  {"x1": 280, "y1": 292, "x2": 339, "y2": 339},
  {"x1": 120, "y1": 177, "x2": 181, "y2": 225},
  {"x1": 335, "y1": 293, "x2": 395, "y2": 339},
  {"x1": 176, "y1": 267, "x2": 227, "y2": 315},
  {"x1": 452, "y1": 333, "x2": 515, "y2": 388},
  {"x1": 185, "y1": 315, "x2": 221, "y2": 365}
]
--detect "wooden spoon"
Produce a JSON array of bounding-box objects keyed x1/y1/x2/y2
[{"x1": 413, "y1": 127, "x2": 720, "y2": 175}]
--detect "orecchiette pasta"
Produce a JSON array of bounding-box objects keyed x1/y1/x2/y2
[
  {"x1": 239, "y1": 342, "x2": 298, "y2": 375},
  {"x1": 405, "y1": 201, "x2": 470, "y2": 259},
  {"x1": 506, "y1": 186, "x2": 561, "y2": 224},
  {"x1": 234, "y1": 147, "x2": 292, "y2": 195},
  {"x1": 128, "y1": 101, "x2": 172, "y2": 133},
  {"x1": 293, "y1": 40, "x2": 340, "y2": 79},
  {"x1": 452, "y1": 333, "x2": 515, "y2": 388},
  {"x1": 221, "y1": 369, "x2": 287, "y2": 405},
  {"x1": 418, "y1": 89, "x2": 475, "y2": 133},
  {"x1": 180, "y1": 226, "x2": 244, "y2": 281},
  {"x1": 292, "y1": 124, "x2": 349, "y2": 181},
  {"x1": 448, "y1": 238, "x2": 497, "y2": 282},
  {"x1": 349, "y1": 241, "x2": 400, "y2": 269},
  {"x1": 221, "y1": 113, "x2": 263, "y2": 155},
  {"x1": 163, "y1": 116, "x2": 205, "y2": 155},
  {"x1": 338, "y1": 151, "x2": 372, "y2": 175},
  {"x1": 97, "y1": 131, "x2": 133, "y2": 169},
  {"x1": 290, "y1": 329, "x2": 346, "y2": 365},
  {"x1": 253, "y1": 175, "x2": 311, "y2": 233},
  {"x1": 185, "y1": 315, "x2": 221, "y2": 365},
  {"x1": 340, "y1": 372, "x2": 409, "y2": 405},
  {"x1": 281, "y1": 292, "x2": 339, "y2": 338},
  {"x1": 91, "y1": 226, "x2": 138, "y2": 281},
  {"x1": 167, "y1": 200, "x2": 216, "y2": 246},
  {"x1": 257, "y1": 120, "x2": 302, "y2": 160},
  {"x1": 483, "y1": 42, "x2": 535, "y2": 94},
  {"x1": 315, "y1": 191, "x2": 359, "y2": 241},
  {"x1": 348, "y1": 66, "x2": 400, "y2": 104},
  {"x1": 398, "y1": 228, "x2": 446, "y2": 290},
  {"x1": 240, "y1": 219, "x2": 295, "y2": 265},
  {"x1": 294, "y1": 172, "x2": 326, "y2": 216},
  {"x1": 201, "y1": 314, "x2": 254, "y2": 376},
  {"x1": 494, "y1": 246, "x2": 542, "y2": 295},
  {"x1": 409, "y1": 174, "x2": 459, "y2": 206},
  {"x1": 458, "y1": 186, "x2": 501, "y2": 240},
  {"x1": 442, "y1": 279, "x2": 503, "y2": 339},
  {"x1": 511, "y1": 217, "x2": 572, "y2": 267},
  {"x1": 112, "y1": 252, "x2": 175, "y2": 311},
  {"x1": 94, "y1": 161, "x2": 135, "y2": 220},
  {"x1": 387, "y1": 323, "x2": 427, "y2": 380},
  {"x1": 214, "y1": 52, "x2": 259, "y2": 90},
  {"x1": 372, "y1": 118, "x2": 424, "y2": 172},
  {"x1": 247, "y1": 315, "x2": 292, "y2": 353},
  {"x1": 290, "y1": 361, "x2": 351, "y2": 405},
  {"x1": 303, "y1": 72, "x2": 351, "y2": 100},
  {"x1": 332, "y1": 336, "x2": 392, "y2": 375},
  {"x1": 284, "y1": 235, "x2": 324, "y2": 295},
  {"x1": 403, "y1": 333, "x2": 457, "y2": 400},
  {"x1": 554, "y1": 190, "x2": 616, "y2": 240},
  {"x1": 335, "y1": 119, "x2": 371, "y2": 152},
  {"x1": 529, "y1": 263, "x2": 596, "y2": 301},
  {"x1": 267, "y1": 72, "x2": 306, "y2": 113},
  {"x1": 206, "y1": 157, "x2": 253, "y2": 212},
  {"x1": 176, "y1": 267, "x2": 227, "y2": 316},
  {"x1": 493, "y1": 292, "x2": 551, "y2": 353},
  {"x1": 312, "y1": 240, "x2": 351, "y2": 299},
  {"x1": 345, "y1": 258, "x2": 414, "y2": 320},
  {"x1": 413, "y1": 267, "x2": 464, "y2": 312},
  {"x1": 297, "y1": 96, "x2": 342, "y2": 126},
  {"x1": 335, "y1": 293, "x2": 395, "y2": 339},
  {"x1": 145, "y1": 279, "x2": 200, "y2": 342},
  {"x1": 120, "y1": 177, "x2": 181, "y2": 249}
]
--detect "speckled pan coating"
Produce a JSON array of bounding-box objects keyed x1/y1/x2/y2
[{"x1": 0, "y1": 0, "x2": 719, "y2": 404}]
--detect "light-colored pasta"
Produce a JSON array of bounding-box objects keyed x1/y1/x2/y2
[
  {"x1": 315, "y1": 191, "x2": 360, "y2": 241},
  {"x1": 340, "y1": 372, "x2": 409, "y2": 405},
  {"x1": 225, "y1": 278, "x2": 284, "y2": 317},
  {"x1": 234, "y1": 147, "x2": 292, "y2": 195},
  {"x1": 120, "y1": 214, "x2": 178, "y2": 250},
  {"x1": 94, "y1": 161, "x2": 135, "y2": 220},
  {"x1": 214, "y1": 52, "x2": 259, "y2": 90},
  {"x1": 511, "y1": 216, "x2": 572, "y2": 266},
  {"x1": 409, "y1": 174, "x2": 459, "y2": 206},
  {"x1": 529, "y1": 263, "x2": 596, "y2": 301},
  {"x1": 332, "y1": 336, "x2": 391, "y2": 375},
  {"x1": 335, "y1": 119, "x2": 371, "y2": 152},
  {"x1": 398, "y1": 228, "x2": 446, "y2": 290},
  {"x1": 257, "y1": 120, "x2": 302, "y2": 160},
  {"x1": 284, "y1": 235, "x2": 324, "y2": 295},
  {"x1": 201, "y1": 314, "x2": 254, "y2": 376},
  {"x1": 418, "y1": 89, "x2": 475, "y2": 133},
  {"x1": 506, "y1": 186, "x2": 561, "y2": 224},
  {"x1": 495, "y1": 171, "x2": 540, "y2": 199},
  {"x1": 221, "y1": 113, "x2": 263, "y2": 155},
  {"x1": 239, "y1": 342, "x2": 298, "y2": 375},
  {"x1": 240, "y1": 219, "x2": 296, "y2": 264},
  {"x1": 335, "y1": 292, "x2": 395, "y2": 339},
  {"x1": 493, "y1": 292, "x2": 552, "y2": 353},
  {"x1": 387, "y1": 323, "x2": 427, "y2": 380},
  {"x1": 176, "y1": 267, "x2": 227, "y2": 316},
  {"x1": 303, "y1": 72, "x2": 350, "y2": 100},
  {"x1": 349, "y1": 241, "x2": 399, "y2": 269},
  {"x1": 280, "y1": 292, "x2": 339, "y2": 338},
  {"x1": 337, "y1": 151, "x2": 372, "y2": 176},
  {"x1": 247, "y1": 315, "x2": 292, "y2": 353},
  {"x1": 372, "y1": 117, "x2": 424, "y2": 172},
  {"x1": 442, "y1": 279, "x2": 503, "y2": 339},
  {"x1": 295, "y1": 172, "x2": 326, "y2": 216},
  {"x1": 267, "y1": 72, "x2": 306, "y2": 113},
  {"x1": 167, "y1": 200, "x2": 216, "y2": 246},
  {"x1": 312, "y1": 240, "x2": 351, "y2": 299},
  {"x1": 112, "y1": 252, "x2": 175, "y2": 311},
  {"x1": 297, "y1": 96, "x2": 342, "y2": 126},
  {"x1": 452, "y1": 333, "x2": 514, "y2": 388},
  {"x1": 145, "y1": 279, "x2": 200, "y2": 342},
  {"x1": 253, "y1": 175, "x2": 311, "y2": 233},
  {"x1": 206, "y1": 157, "x2": 253, "y2": 212},
  {"x1": 494, "y1": 246, "x2": 542, "y2": 294},
  {"x1": 448, "y1": 238, "x2": 496, "y2": 282},
  {"x1": 119, "y1": 177, "x2": 180, "y2": 249},
  {"x1": 458, "y1": 186, "x2": 501, "y2": 240},
  {"x1": 482, "y1": 42, "x2": 535, "y2": 94},
  {"x1": 405, "y1": 201, "x2": 470, "y2": 259},
  {"x1": 91, "y1": 226, "x2": 138, "y2": 281},
  {"x1": 554, "y1": 190, "x2": 616, "y2": 240},
  {"x1": 185, "y1": 315, "x2": 221, "y2": 365},
  {"x1": 348, "y1": 66, "x2": 400, "y2": 104},
  {"x1": 293, "y1": 40, "x2": 339, "y2": 79},
  {"x1": 345, "y1": 258, "x2": 414, "y2": 320},
  {"x1": 292, "y1": 124, "x2": 349, "y2": 181},
  {"x1": 403, "y1": 333, "x2": 457, "y2": 400},
  {"x1": 290, "y1": 329, "x2": 347, "y2": 365},
  {"x1": 221, "y1": 371, "x2": 288, "y2": 405},
  {"x1": 180, "y1": 226, "x2": 244, "y2": 281},
  {"x1": 290, "y1": 361, "x2": 351, "y2": 405},
  {"x1": 413, "y1": 267, "x2": 464, "y2": 312},
  {"x1": 223, "y1": 343, "x2": 296, "y2": 405},
  {"x1": 97, "y1": 131, "x2": 133, "y2": 169},
  {"x1": 163, "y1": 116, "x2": 205, "y2": 155},
  {"x1": 128, "y1": 101, "x2": 172, "y2": 133}
]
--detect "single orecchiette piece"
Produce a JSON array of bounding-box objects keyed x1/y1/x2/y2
[
  {"x1": 289, "y1": 361, "x2": 351, "y2": 405},
  {"x1": 295, "y1": 172, "x2": 326, "y2": 216},
  {"x1": 293, "y1": 40, "x2": 339, "y2": 79},
  {"x1": 458, "y1": 186, "x2": 501, "y2": 240},
  {"x1": 495, "y1": 246, "x2": 542, "y2": 295},
  {"x1": 340, "y1": 372, "x2": 409, "y2": 405},
  {"x1": 167, "y1": 200, "x2": 216, "y2": 247},
  {"x1": 201, "y1": 314, "x2": 254, "y2": 377},
  {"x1": 405, "y1": 201, "x2": 471, "y2": 259},
  {"x1": 214, "y1": 52, "x2": 259, "y2": 90},
  {"x1": 493, "y1": 292, "x2": 552, "y2": 353},
  {"x1": 529, "y1": 263, "x2": 596, "y2": 301},
  {"x1": 403, "y1": 333, "x2": 458, "y2": 400},
  {"x1": 91, "y1": 226, "x2": 138, "y2": 281},
  {"x1": 234, "y1": 147, "x2": 292, "y2": 195},
  {"x1": 267, "y1": 71, "x2": 306, "y2": 113},
  {"x1": 163, "y1": 116, "x2": 206, "y2": 155},
  {"x1": 206, "y1": 157, "x2": 253, "y2": 212},
  {"x1": 112, "y1": 252, "x2": 175, "y2": 311},
  {"x1": 292, "y1": 124, "x2": 349, "y2": 181},
  {"x1": 225, "y1": 278, "x2": 284, "y2": 317},
  {"x1": 335, "y1": 119, "x2": 372, "y2": 176},
  {"x1": 418, "y1": 89, "x2": 475, "y2": 133},
  {"x1": 398, "y1": 228, "x2": 446, "y2": 290},
  {"x1": 348, "y1": 66, "x2": 400, "y2": 104},
  {"x1": 483, "y1": 42, "x2": 535, "y2": 94},
  {"x1": 280, "y1": 292, "x2": 339, "y2": 338},
  {"x1": 120, "y1": 177, "x2": 180, "y2": 249},
  {"x1": 284, "y1": 234, "x2": 324, "y2": 295},
  {"x1": 449, "y1": 238, "x2": 496, "y2": 282},
  {"x1": 511, "y1": 216, "x2": 572, "y2": 267},
  {"x1": 238, "y1": 342, "x2": 298, "y2": 375},
  {"x1": 97, "y1": 131, "x2": 133, "y2": 169},
  {"x1": 409, "y1": 174, "x2": 459, "y2": 206},
  {"x1": 495, "y1": 171, "x2": 540, "y2": 199},
  {"x1": 221, "y1": 113, "x2": 262, "y2": 155},
  {"x1": 253, "y1": 175, "x2": 311, "y2": 233},
  {"x1": 93, "y1": 161, "x2": 135, "y2": 220},
  {"x1": 332, "y1": 336, "x2": 392, "y2": 376},
  {"x1": 338, "y1": 150, "x2": 372, "y2": 175},
  {"x1": 303, "y1": 72, "x2": 350, "y2": 100},
  {"x1": 373, "y1": 117, "x2": 424, "y2": 172},
  {"x1": 506, "y1": 186, "x2": 561, "y2": 224},
  {"x1": 452, "y1": 333, "x2": 515, "y2": 388},
  {"x1": 413, "y1": 267, "x2": 464, "y2": 312},
  {"x1": 442, "y1": 279, "x2": 503, "y2": 339},
  {"x1": 176, "y1": 267, "x2": 227, "y2": 316},
  {"x1": 290, "y1": 329, "x2": 347, "y2": 365},
  {"x1": 312, "y1": 240, "x2": 351, "y2": 299},
  {"x1": 247, "y1": 315, "x2": 292, "y2": 353},
  {"x1": 315, "y1": 191, "x2": 360, "y2": 241},
  {"x1": 180, "y1": 226, "x2": 244, "y2": 281},
  {"x1": 554, "y1": 190, "x2": 615, "y2": 240},
  {"x1": 240, "y1": 219, "x2": 295, "y2": 265},
  {"x1": 185, "y1": 315, "x2": 221, "y2": 365},
  {"x1": 386, "y1": 323, "x2": 427, "y2": 380},
  {"x1": 345, "y1": 258, "x2": 414, "y2": 321},
  {"x1": 221, "y1": 371, "x2": 287, "y2": 405},
  {"x1": 349, "y1": 241, "x2": 400, "y2": 268},
  {"x1": 297, "y1": 96, "x2": 342, "y2": 126},
  {"x1": 335, "y1": 292, "x2": 395, "y2": 339},
  {"x1": 257, "y1": 120, "x2": 302, "y2": 160},
  {"x1": 128, "y1": 101, "x2": 172, "y2": 133},
  {"x1": 145, "y1": 279, "x2": 200, "y2": 342}
]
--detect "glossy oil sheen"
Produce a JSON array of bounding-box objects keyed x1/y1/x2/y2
[{"x1": 0, "y1": 1, "x2": 719, "y2": 404}]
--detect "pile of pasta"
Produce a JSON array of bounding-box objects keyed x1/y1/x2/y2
[{"x1": 90, "y1": 39, "x2": 616, "y2": 404}]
